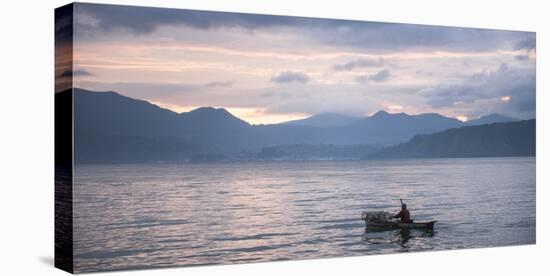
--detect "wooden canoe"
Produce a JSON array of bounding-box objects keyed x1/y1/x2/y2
[{"x1": 366, "y1": 220, "x2": 437, "y2": 230}]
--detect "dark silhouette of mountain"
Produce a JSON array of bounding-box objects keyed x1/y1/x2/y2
[
  {"x1": 63, "y1": 88, "x2": 533, "y2": 163},
  {"x1": 466, "y1": 113, "x2": 517, "y2": 126},
  {"x1": 361, "y1": 111, "x2": 463, "y2": 130},
  {"x1": 71, "y1": 88, "x2": 254, "y2": 163},
  {"x1": 73, "y1": 88, "x2": 182, "y2": 137},
  {"x1": 372, "y1": 120, "x2": 535, "y2": 159},
  {"x1": 176, "y1": 106, "x2": 254, "y2": 153},
  {"x1": 345, "y1": 111, "x2": 463, "y2": 145},
  {"x1": 180, "y1": 107, "x2": 250, "y2": 130},
  {"x1": 282, "y1": 112, "x2": 361, "y2": 127},
  {"x1": 274, "y1": 110, "x2": 464, "y2": 146},
  {"x1": 73, "y1": 89, "x2": 193, "y2": 163}
]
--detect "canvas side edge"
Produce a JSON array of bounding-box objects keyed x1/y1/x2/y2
[{"x1": 55, "y1": 3, "x2": 75, "y2": 274}]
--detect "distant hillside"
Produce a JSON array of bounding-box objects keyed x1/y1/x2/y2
[
  {"x1": 63, "y1": 88, "x2": 534, "y2": 163},
  {"x1": 282, "y1": 112, "x2": 361, "y2": 127},
  {"x1": 466, "y1": 114, "x2": 517, "y2": 126},
  {"x1": 372, "y1": 120, "x2": 535, "y2": 159},
  {"x1": 263, "y1": 110, "x2": 464, "y2": 146},
  {"x1": 343, "y1": 111, "x2": 463, "y2": 145},
  {"x1": 72, "y1": 88, "x2": 254, "y2": 163}
]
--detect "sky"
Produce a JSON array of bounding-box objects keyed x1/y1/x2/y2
[{"x1": 67, "y1": 3, "x2": 536, "y2": 124}]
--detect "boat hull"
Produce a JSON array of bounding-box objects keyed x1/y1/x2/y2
[{"x1": 366, "y1": 221, "x2": 437, "y2": 230}]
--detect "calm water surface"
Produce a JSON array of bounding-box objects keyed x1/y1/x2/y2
[{"x1": 73, "y1": 157, "x2": 535, "y2": 272}]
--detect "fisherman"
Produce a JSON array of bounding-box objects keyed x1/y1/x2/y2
[{"x1": 393, "y1": 203, "x2": 412, "y2": 223}]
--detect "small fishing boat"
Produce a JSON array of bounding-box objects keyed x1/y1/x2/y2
[
  {"x1": 361, "y1": 199, "x2": 437, "y2": 231},
  {"x1": 365, "y1": 220, "x2": 437, "y2": 230}
]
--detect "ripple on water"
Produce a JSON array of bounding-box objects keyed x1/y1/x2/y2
[{"x1": 73, "y1": 158, "x2": 536, "y2": 271}]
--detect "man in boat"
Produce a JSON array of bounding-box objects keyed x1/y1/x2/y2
[{"x1": 393, "y1": 203, "x2": 412, "y2": 223}]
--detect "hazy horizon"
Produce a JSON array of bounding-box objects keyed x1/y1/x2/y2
[
  {"x1": 68, "y1": 87, "x2": 536, "y2": 125},
  {"x1": 59, "y1": 3, "x2": 535, "y2": 124}
]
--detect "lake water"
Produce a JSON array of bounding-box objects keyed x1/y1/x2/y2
[{"x1": 73, "y1": 157, "x2": 535, "y2": 272}]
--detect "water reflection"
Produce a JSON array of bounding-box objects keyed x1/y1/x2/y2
[
  {"x1": 397, "y1": 229, "x2": 412, "y2": 247},
  {"x1": 363, "y1": 228, "x2": 435, "y2": 252}
]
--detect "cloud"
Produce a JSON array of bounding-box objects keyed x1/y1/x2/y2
[
  {"x1": 77, "y1": 81, "x2": 202, "y2": 102},
  {"x1": 75, "y1": 3, "x2": 309, "y2": 35},
  {"x1": 55, "y1": 4, "x2": 74, "y2": 46},
  {"x1": 499, "y1": 63, "x2": 509, "y2": 72},
  {"x1": 74, "y1": 3, "x2": 534, "y2": 53},
  {"x1": 270, "y1": 71, "x2": 310, "y2": 84},
  {"x1": 515, "y1": 55, "x2": 530, "y2": 61},
  {"x1": 355, "y1": 69, "x2": 392, "y2": 83},
  {"x1": 369, "y1": 69, "x2": 392, "y2": 82},
  {"x1": 68, "y1": 3, "x2": 536, "y2": 122},
  {"x1": 515, "y1": 37, "x2": 536, "y2": 51},
  {"x1": 204, "y1": 81, "x2": 233, "y2": 88},
  {"x1": 420, "y1": 66, "x2": 535, "y2": 118},
  {"x1": 299, "y1": 23, "x2": 534, "y2": 53},
  {"x1": 332, "y1": 57, "x2": 384, "y2": 71},
  {"x1": 59, "y1": 69, "x2": 95, "y2": 78}
]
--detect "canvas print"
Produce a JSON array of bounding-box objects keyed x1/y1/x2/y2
[{"x1": 55, "y1": 3, "x2": 536, "y2": 273}]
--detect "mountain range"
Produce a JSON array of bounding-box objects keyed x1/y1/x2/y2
[
  {"x1": 281, "y1": 113, "x2": 361, "y2": 127},
  {"x1": 286, "y1": 111, "x2": 517, "y2": 128},
  {"x1": 372, "y1": 119, "x2": 535, "y2": 158},
  {"x1": 465, "y1": 113, "x2": 518, "y2": 126},
  {"x1": 62, "y1": 88, "x2": 530, "y2": 163}
]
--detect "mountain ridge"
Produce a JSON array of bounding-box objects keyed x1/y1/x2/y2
[
  {"x1": 63, "y1": 88, "x2": 532, "y2": 163},
  {"x1": 281, "y1": 112, "x2": 361, "y2": 127},
  {"x1": 466, "y1": 113, "x2": 518, "y2": 126},
  {"x1": 371, "y1": 120, "x2": 535, "y2": 159}
]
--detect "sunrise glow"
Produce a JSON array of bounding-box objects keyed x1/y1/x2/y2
[
  {"x1": 67, "y1": 4, "x2": 536, "y2": 123},
  {"x1": 456, "y1": 115, "x2": 469, "y2": 122}
]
